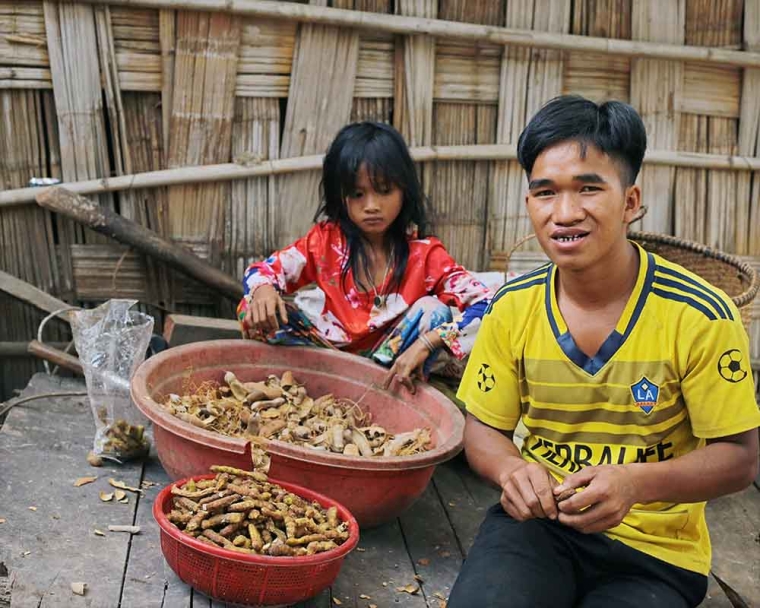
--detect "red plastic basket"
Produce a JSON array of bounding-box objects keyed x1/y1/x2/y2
[
  {"x1": 153, "y1": 474, "x2": 359, "y2": 606},
  {"x1": 132, "y1": 340, "x2": 465, "y2": 527}
]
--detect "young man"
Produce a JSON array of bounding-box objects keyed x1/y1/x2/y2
[{"x1": 448, "y1": 95, "x2": 760, "y2": 608}]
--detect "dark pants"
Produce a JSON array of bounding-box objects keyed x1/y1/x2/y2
[{"x1": 447, "y1": 505, "x2": 707, "y2": 608}]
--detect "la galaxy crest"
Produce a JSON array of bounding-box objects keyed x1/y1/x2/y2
[{"x1": 630, "y1": 377, "x2": 659, "y2": 415}]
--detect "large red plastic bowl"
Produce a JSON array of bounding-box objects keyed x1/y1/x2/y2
[
  {"x1": 131, "y1": 340, "x2": 465, "y2": 527},
  {"x1": 154, "y1": 474, "x2": 359, "y2": 606}
]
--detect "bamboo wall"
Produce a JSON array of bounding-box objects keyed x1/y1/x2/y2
[{"x1": 1, "y1": 0, "x2": 759, "y2": 399}]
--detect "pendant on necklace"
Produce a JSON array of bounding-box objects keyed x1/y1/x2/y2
[{"x1": 374, "y1": 295, "x2": 384, "y2": 308}]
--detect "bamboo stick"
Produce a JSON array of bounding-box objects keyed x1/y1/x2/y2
[
  {"x1": 35, "y1": 187, "x2": 244, "y2": 300},
  {"x1": 3, "y1": 145, "x2": 760, "y2": 208},
  {"x1": 49, "y1": 0, "x2": 760, "y2": 69}
]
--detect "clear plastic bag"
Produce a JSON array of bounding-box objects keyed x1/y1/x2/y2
[{"x1": 71, "y1": 299, "x2": 155, "y2": 461}]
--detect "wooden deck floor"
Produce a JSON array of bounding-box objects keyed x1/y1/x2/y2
[{"x1": 1, "y1": 374, "x2": 758, "y2": 608}]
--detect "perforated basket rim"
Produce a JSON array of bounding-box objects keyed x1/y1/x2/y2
[
  {"x1": 628, "y1": 230, "x2": 759, "y2": 308},
  {"x1": 153, "y1": 474, "x2": 359, "y2": 566}
]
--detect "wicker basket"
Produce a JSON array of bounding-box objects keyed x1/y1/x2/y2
[{"x1": 501, "y1": 231, "x2": 759, "y2": 331}]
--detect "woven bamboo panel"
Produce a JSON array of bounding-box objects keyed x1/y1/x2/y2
[
  {"x1": 0, "y1": 0, "x2": 48, "y2": 81},
  {"x1": 277, "y1": 12, "x2": 359, "y2": 245},
  {"x1": 354, "y1": 33, "x2": 393, "y2": 98},
  {"x1": 674, "y1": 0, "x2": 744, "y2": 255},
  {"x1": 394, "y1": 0, "x2": 436, "y2": 153},
  {"x1": 564, "y1": 0, "x2": 631, "y2": 103},
  {"x1": 112, "y1": 7, "x2": 160, "y2": 92},
  {"x1": 433, "y1": 42, "x2": 501, "y2": 104},
  {"x1": 225, "y1": 97, "x2": 281, "y2": 279},
  {"x1": 488, "y1": 0, "x2": 570, "y2": 254},
  {"x1": 236, "y1": 18, "x2": 296, "y2": 97},
  {"x1": 0, "y1": 89, "x2": 67, "y2": 399},
  {"x1": 630, "y1": 0, "x2": 683, "y2": 234},
  {"x1": 429, "y1": 0, "x2": 501, "y2": 270},
  {"x1": 742, "y1": 0, "x2": 760, "y2": 258}
]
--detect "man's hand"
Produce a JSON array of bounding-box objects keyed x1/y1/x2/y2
[
  {"x1": 554, "y1": 465, "x2": 639, "y2": 534},
  {"x1": 244, "y1": 284, "x2": 288, "y2": 334},
  {"x1": 381, "y1": 339, "x2": 429, "y2": 394},
  {"x1": 499, "y1": 461, "x2": 560, "y2": 521}
]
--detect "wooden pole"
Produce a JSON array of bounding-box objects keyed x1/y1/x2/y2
[
  {"x1": 0, "y1": 342, "x2": 70, "y2": 357},
  {"x1": 3, "y1": 145, "x2": 760, "y2": 208},
  {"x1": 27, "y1": 340, "x2": 84, "y2": 375},
  {"x1": 55, "y1": 0, "x2": 760, "y2": 69},
  {"x1": 35, "y1": 187, "x2": 244, "y2": 301}
]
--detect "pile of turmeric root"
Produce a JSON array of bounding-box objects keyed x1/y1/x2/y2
[
  {"x1": 168, "y1": 466, "x2": 349, "y2": 556},
  {"x1": 159, "y1": 371, "x2": 432, "y2": 459}
]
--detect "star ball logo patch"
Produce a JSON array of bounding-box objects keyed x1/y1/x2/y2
[
  {"x1": 717, "y1": 349, "x2": 747, "y2": 383},
  {"x1": 630, "y1": 377, "x2": 659, "y2": 415},
  {"x1": 477, "y1": 363, "x2": 496, "y2": 392}
]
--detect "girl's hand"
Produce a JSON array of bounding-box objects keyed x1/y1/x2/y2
[
  {"x1": 245, "y1": 285, "x2": 288, "y2": 334},
  {"x1": 382, "y1": 332, "x2": 442, "y2": 394}
]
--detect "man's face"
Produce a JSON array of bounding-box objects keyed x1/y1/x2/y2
[{"x1": 525, "y1": 141, "x2": 641, "y2": 272}]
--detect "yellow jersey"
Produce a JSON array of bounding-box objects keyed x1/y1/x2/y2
[{"x1": 458, "y1": 242, "x2": 760, "y2": 575}]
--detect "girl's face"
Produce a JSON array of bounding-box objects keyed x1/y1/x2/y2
[{"x1": 345, "y1": 164, "x2": 403, "y2": 242}]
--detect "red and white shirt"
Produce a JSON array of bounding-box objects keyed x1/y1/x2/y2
[{"x1": 237, "y1": 222, "x2": 493, "y2": 358}]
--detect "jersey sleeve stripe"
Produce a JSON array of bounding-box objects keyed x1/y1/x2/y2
[
  {"x1": 486, "y1": 270, "x2": 550, "y2": 314},
  {"x1": 651, "y1": 287, "x2": 718, "y2": 320},
  {"x1": 653, "y1": 276, "x2": 728, "y2": 319},
  {"x1": 654, "y1": 265, "x2": 733, "y2": 320}
]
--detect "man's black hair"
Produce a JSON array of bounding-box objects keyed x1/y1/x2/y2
[{"x1": 517, "y1": 95, "x2": 647, "y2": 186}]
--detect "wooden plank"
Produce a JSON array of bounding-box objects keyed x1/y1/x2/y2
[
  {"x1": 331, "y1": 520, "x2": 426, "y2": 608},
  {"x1": 120, "y1": 455, "x2": 174, "y2": 608},
  {"x1": 0, "y1": 373, "x2": 142, "y2": 607},
  {"x1": 161, "y1": 568, "x2": 192, "y2": 608},
  {"x1": 163, "y1": 314, "x2": 241, "y2": 346},
  {"x1": 0, "y1": 268, "x2": 74, "y2": 317},
  {"x1": 293, "y1": 588, "x2": 332, "y2": 608},
  {"x1": 398, "y1": 482, "x2": 463, "y2": 604},
  {"x1": 705, "y1": 485, "x2": 760, "y2": 607},
  {"x1": 191, "y1": 584, "x2": 331, "y2": 606},
  {"x1": 432, "y1": 457, "x2": 499, "y2": 556}
]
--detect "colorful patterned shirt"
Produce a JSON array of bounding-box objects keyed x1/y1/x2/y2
[{"x1": 237, "y1": 221, "x2": 493, "y2": 358}]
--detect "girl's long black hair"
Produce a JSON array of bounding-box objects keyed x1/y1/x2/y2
[{"x1": 314, "y1": 121, "x2": 428, "y2": 295}]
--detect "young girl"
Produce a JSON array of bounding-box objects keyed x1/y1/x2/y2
[{"x1": 237, "y1": 121, "x2": 493, "y2": 393}]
